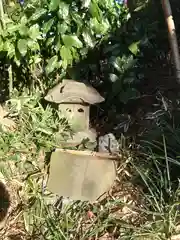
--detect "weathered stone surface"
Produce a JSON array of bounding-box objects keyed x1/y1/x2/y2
[
  {"x1": 47, "y1": 149, "x2": 116, "y2": 202},
  {"x1": 58, "y1": 104, "x2": 90, "y2": 132},
  {"x1": 45, "y1": 79, "x2": 104, "y2": 104}
]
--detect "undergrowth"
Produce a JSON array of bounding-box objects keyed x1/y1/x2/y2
[{"x1": 0, "y1": 93, "x2": 180, "y2": 240}]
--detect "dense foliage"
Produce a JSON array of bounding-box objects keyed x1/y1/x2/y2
[{"x1": 0, "y1": 0, "x2": 130, "y2": 94}]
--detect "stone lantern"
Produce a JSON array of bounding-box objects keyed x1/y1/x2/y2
[
  {"x1": 45, "y1": 79, "x2": 117, "y2": 202},
  {"x1": 45, "y1": 79, "x2": 104, "y2": 145}
]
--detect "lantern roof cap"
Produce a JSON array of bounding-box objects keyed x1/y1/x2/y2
[{"x1": 45, "y1": 79, "x2": 105, "y2": 104}]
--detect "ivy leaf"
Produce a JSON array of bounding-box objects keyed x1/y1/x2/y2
[
  {"x1": 58, "y1": 2, "x2": 69, "y2": 19},
  {"x1": 43, "y1": 18, "x2": 54, "y2": 34},
  {"x1": 30, "y1": 8, "x2": 47, "y2": 21},
  {"x1": 45, "y1": 55, "x2": 58, "y2": 74},
  {"x1": 62, "y1": 35, "x2": 83, "y2": 48},
  {"x1": 29, "y1": 24, "x2": 41, "y2": 39},
  {"x1": 17, "y1": 39, "x2": 27, "y2": 57},
  {"x1": 49, "y1": 0, "x2": 60, "y2": 11}
]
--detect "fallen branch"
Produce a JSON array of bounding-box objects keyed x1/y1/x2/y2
[{"x1": 161, "y1": 0, "x2": 180, "y2": 83}]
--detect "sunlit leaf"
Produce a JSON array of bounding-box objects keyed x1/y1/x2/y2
[
  {"x1": 128, "y1": 41, "x2": 140, "y2": 55},
  {"x1": 0, "y1": 37, "x2": 3, "y2": 51},
  {"x1": 82, "y1": 31, "x2": 95, "y2": 48},
  {"x1": 60, "y1": 46, "x2": 72, "y2": 68},
  {"x1": 60, "y1": 46, "x2": 72, "y2": 60},
  {"x1": 4, "y1": 41, "x2": 15, "y2": 58},
  {"x1": 49, "y1": 0, "x2": 60, "y2": 11},
  {"x1": 58, "y1": 2, "x2": 69, "y2": 19},
  {"x1": 89, "y1": 1, "x2": 102, "y2": 21},
  {"x1": 30, "y1": 8, "x2": 47, "y2": 21},
  {"x1": 71, "y1": 47, "x2": 79, "y2": 60},
  {"x1": 43, "y1": 18, "x2": 55, "y2": 33},
  {"x1": 27, "y1": 39, "x2": 39, "y2": 51},
  {"x1": 46, "y1": 37, "x2": 55, "y2": 47},
  {"x1": 17, "y1": 39, "x2": 27, "y2": 56},
  {"x1": 57, "y1": 23, "x2": 69, "y2": 34},
  {"x1": 29, "y1": 24, "x2": 41, "y2": 39},
  {"x1": 45, "y1": 55, "x2": 58, "y2": 74},
  {"x1": 62, "y1": 35, "x2": 83, "y2": 48},
  {"x1": 20, "y1": 16, "x2": 28, "y2": 25},
  {"x1": 82, "y1": 0, "x2": 91, "y2": 8},
  {"x1": 19, "y1": 25, "x2": 28, "y2": 36},
  {"x1": 7, "y1": 24, "x2": 19, "y2": 33},
  {"x1": 109, "y1": 73, "x2": 119, "y2": 83}
]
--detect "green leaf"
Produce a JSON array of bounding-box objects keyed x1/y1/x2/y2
[
  {"x1": 17, "y1": 39, "x2": 27, "y2": 57},
  {"x1": 46, "y1": 37, "x2": 55, "y2": 47},
  {"x1": 27, "y1": 39, "x2": 40, "y2": 51},
  {"x1": 0, "y1": 37, "x2": 3, "y2": 51},
  {"x1": 19, "y1": 25, "x2": 28, "y2": 36},
  {"x1": 30, "y1": 8, "x2": 47, "y2": 21},
  {"x1": 43, "y1": 18, "x2": 55, "y2": 34},
  {"x1": 71, "y1": 12, "x2": 83, "y2": 27},
  {"x1": 45, "y1": 55, "x2": 58, "y2": 74},
  {"x1": 109, "y1": 73, "x2": 119, "y2": 83},
  {"x1": 62, "y1": 35, "x2": 83, "y2": 48},
  {"x1": 14, "y1": 53, "x2": 21, "y2": 66},
  {"x1": 82, "y1": 0, "x2": 91, "y2": 8},
  {"x1": 58, "y1": 2, "x2": 69, "y2": 19},
  {"x1": 55, "y1": 36, "x2": 61, "y2": 52},
  {"x1": 60, "y1": 46, "x2": 72, "y2": 60},
  {"x1": 120, "y1": 88, "x2": 140, "y2": 104},
  {"x1": 49, "y1": 0, "x2": 60, "y2": 11},
  {"x1": 4, "y1": 41, "x2": 15, "y2": 58},
  {"x1": 60, "y1": 46, "x2": 72, "y2": 68},
  {"x1": 71, "y1": 47, "x2": 79, "y2": 61},
  {"x1": 32, "y1": 56, "x2": 42, "y2": 64},
  {"x1": 57, "y1": 23, "x2": 69, "y2": 34},
  {"x1": 29, "y1": 24, "x2": 41, "y2": 39},
  {"x1": 7, "y1": 24, "x2": 19, "y2": 33},
  {"x1": 128, "y1": 41, "x2": 140, "y2": 55},
  {"x1": 89, "y1": 1, "x2": 102, "y2": 21},
  {"x1": 90, "y1": 18, "x2": 109, "y2": 34},
  {"x1": 20, "y1": 16, "x2": 28, "y2": 25},
  {"x1": 82, "y1": 31, "x2": 95, "y2": 48}
]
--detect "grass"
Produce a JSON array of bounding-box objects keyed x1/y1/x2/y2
[{"x1": 0, "y1": 92, "x2": 180, "y2": 239}]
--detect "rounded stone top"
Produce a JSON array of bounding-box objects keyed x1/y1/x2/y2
[{"x1": 44, "y1": 79, "x2": 105, "y2": 105}]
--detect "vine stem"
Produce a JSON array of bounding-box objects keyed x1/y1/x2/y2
[{"x1": 161, "y1": 0, "x2": 180, "y2": 84}]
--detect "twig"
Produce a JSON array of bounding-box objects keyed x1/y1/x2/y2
[{"x1": 161, "y1": 0, "x2": 180, "y2": 83}]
